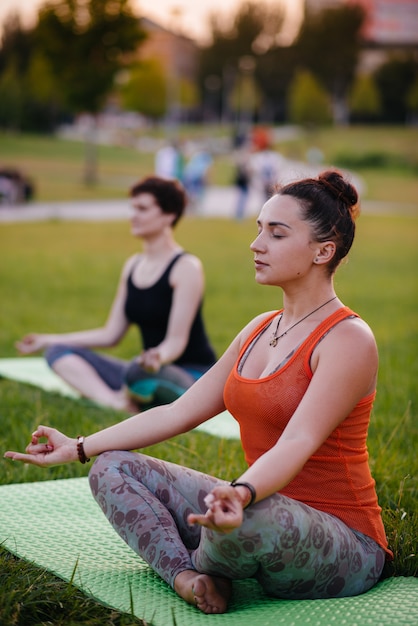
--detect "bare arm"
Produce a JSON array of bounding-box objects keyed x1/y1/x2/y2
[
  {"x1": 15, "y1": 256, "x2": 137, "y2": 354},
  {"x1": 4, "y1": 322, "x2": 248, "y2": 466}
]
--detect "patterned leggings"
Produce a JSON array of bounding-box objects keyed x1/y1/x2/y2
[{"x1": 89, "y1": 451, "x2": 385, "y2": 600}]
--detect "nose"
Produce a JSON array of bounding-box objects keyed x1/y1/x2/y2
[{"x1": 250, "y1": 232, "x2": 264, "y2": 252}]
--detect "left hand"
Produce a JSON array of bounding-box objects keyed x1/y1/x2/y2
[{"x1": 187, "y1": 485, "x2": 245, "y2": 533}]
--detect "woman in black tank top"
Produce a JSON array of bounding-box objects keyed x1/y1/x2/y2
[{"x1": 15, "y1": 176, "x2": 216, "y2": 412}]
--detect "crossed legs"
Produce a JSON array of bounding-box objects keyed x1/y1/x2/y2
[{"x1": 89, "y1": 451, "x2": 385, "y2": 613}]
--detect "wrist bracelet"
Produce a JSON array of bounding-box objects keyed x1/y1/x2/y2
[
  {"x1": 77, "y1": 436, "x2": 90, "y2": 464},
  {"x1": 230, "y1": 479, "x2": 256, "y2": 509}
]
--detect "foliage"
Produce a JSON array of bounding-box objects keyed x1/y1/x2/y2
[
  {"x1": 229, "y1": 64, "x2": 262, "y2": 122},
  {"x1": 179, "y1": 77, "x2": 200, "y2": 111},
  {"x1": 349, "y1": 74, "x2": 381, "y2": 121},
  {"x1": 0, "y1": 2, "x2": 146, "y2": 132},
  {"x1": 406, "y1": 76, "x2": 418, "y2": 118},
  {"x1": 120, "y1": 59, "x2": 167, "y2": 119},
  {"x1": 34, "y1": 0, "x2": 145, "y2": 114},
  {"x1": 0, "y1": 61, "x2": 24, "y2": 129},
  {"x1": 287, "y1": 70, "x2": 332, "y2": 126},
  {"x1": 198, "y1": 1, "x2": 284, "y2": 121},
  {"x1": 255, "y1": 44, "x2": 299, "y2": 122},
  {"x1": 0, "y1": 14, "x2": 62, "y2": 132},
  {"x1": 0, "y1": 1, "x2": 417, "y2": 129},
  {"x1": 295, "y1": 5, "x2": 365, "y2": 97},
  {"x1": 333, "y1": 151, "x2": 417, "y2": 173},
  {"x1": 0, "y1": 12, "x2": 33, "y2": 75},
  {"x1": 374, "y1": 54, "x2": 418, "y2": 123}
]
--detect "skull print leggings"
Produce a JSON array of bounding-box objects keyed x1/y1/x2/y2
[{"x1": 89, "y1": 450, "x2": 386, "y2": 600}]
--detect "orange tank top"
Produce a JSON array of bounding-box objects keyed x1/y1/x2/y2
[{"x1": 223, "y1": 307, "x2": 392, "y2": 557}]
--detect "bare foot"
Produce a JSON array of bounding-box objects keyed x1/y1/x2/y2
[
  {"x1": 109, "y1": 390, "x2": 140, "y2": 414},
  {"x1": 174, "y1": 569, "x2": 232, "y2": 614}
]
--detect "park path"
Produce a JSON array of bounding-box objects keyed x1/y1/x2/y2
[{"x1": 0, "y1": 160, "x2": 416, "y2": 223}]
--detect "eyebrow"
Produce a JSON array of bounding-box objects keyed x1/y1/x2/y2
[{"x1": 257, "y1": 219, "x2": 292, "y2": 229}]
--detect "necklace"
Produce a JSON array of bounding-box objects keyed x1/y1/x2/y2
[{"x1": 269, "y1": 296, "x2": 337, "y2": 347}]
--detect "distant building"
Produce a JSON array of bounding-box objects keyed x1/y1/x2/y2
[
  {"x1": 304, "y1": 0, "x2": 418, "y2": 72},
  {"x1": 135, "y1": 18, "x2": 200, "y2": 120},
  {"x1": 138, "y1": 18, "x2": 199, "y2": 83},
  {"x1": 352, "y1": 0, "x2": 418, "y2": 73}
]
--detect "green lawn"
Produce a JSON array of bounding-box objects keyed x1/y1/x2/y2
[
  {"x1": 0, "y1": 215, "x2": 417, "y2": 624},
  {"x1": 0, "y1": 127, "x2": 417, "y2": 624}
]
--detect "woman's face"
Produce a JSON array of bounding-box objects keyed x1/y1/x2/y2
[
  {"x1": 250, "y1": 194, "x2": 318, "y2": 287},
  {"x1": 130, "y1": 192, "x2": 174, "y2": 238}
]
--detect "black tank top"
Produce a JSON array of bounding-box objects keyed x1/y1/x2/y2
[{"x1": 124, "y1": 253, "x2": 216, "y2": 366}]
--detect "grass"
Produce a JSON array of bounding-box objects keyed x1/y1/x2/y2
[{"x1": 0, "y1": 127, "x2": 417, "y2": 623}]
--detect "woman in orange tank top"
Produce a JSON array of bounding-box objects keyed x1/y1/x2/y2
[{"x1": 5, "y1": 170, "x2": 392, "y2": 614}]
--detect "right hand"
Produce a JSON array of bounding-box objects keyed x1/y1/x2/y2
[
  {"x1": 4, "y1": 425, "x2": 78, "y2": 467},
  {"x1": 15, "y1": 333, "x2": 47, "y2": 354},
  {"x1": 187, "y1": 485, "x2": 245, "y2": 533}
]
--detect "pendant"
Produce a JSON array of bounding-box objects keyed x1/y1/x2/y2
[{"x1": 269, "y1": 336, "x2": 278, "y2": 347}]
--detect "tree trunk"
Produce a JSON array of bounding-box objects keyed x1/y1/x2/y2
[{"x1": 83, "y1": 115, "x2": 98, "y2": 186}]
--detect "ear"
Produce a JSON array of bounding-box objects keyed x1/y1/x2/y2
[
  {"x1": 313, "y1": 241, "x2": 336, "y2": 265},
  {"x1": 164, "y1": 212, "x2": 177, "y2": 228}
]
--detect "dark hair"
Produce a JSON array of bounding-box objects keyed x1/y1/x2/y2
[
  {"x1": 129, "y1": 176, "x2": 186, "y2": 227},
  {"x1": 279, "y1": 170, "x2": 360, "y2": 275}
]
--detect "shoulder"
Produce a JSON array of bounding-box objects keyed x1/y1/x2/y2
[
  {"x1": 121, "y1": 254, "x2": 141, "y2": 279},
  {"x1": 314, "y1": 314, "x2": 378, "y2": 369},
  {"x1": 169, "y1": 252, "x2": 204, "y2": 286},
  {"x1": 171, "y1": 253, "x2": 203, "y2": 275},
  {"x1": 311, "y1": 313, "x2": 378, "y2": 396},
  {"x1": 333, "y1": 314, "x2": 376, "y2": 347}
]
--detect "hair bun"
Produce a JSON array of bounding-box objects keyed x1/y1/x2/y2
[{"x1": 318, "y1": 171, "x2": 358, "y2": 212}]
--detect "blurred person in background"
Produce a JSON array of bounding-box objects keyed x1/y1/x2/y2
[
  {"x1": 155, "y1": 140, "x2": 184, "y2": 181},
  {"x1": 250, "y1": 127, "x2": 284, "y2": 202},
  {"x1": 16, "y1": 176, "x2": 216, "y2": 412},
  {"x1": 183, "y1": 147, "x2": 213, "y2": 211}
]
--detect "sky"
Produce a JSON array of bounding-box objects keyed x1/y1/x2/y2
[{"x1": 0, "y1": 0, "x2": 303, "y2": 44}]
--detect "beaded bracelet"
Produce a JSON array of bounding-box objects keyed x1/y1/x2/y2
[
  {"x1": 230, "y1": 479, "x2": 256, "y2": 509},
  {"x1": 76, "y1": 436, "x2": 90, "y2": 464}
]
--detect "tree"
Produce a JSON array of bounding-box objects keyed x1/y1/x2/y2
[
  {"x1": 120, "y1": 59, "x2": 199, "y2": 123},
  {"x1": 0, "y1": 13, "x2": 66, "y2": 132},
  {"x1": 406, "y1": 77, "x2": 418, "y2": 123},
  {"x1": 34, "y1": 0, "x2": 145, "y2": 182},
  {"x1": 256, "y1": 45, "x2": 299, "y2": 122},
  {"x1": 349, "y1": 74, "x2": 381, "y2": 122},
  {"x1": 295, "y1": 4, "x2": 366, "y2": 124},
  {"x1": 0, "y1": 12, "x2": 33, "y2": 76},
  {"x1": 0, "y1": 62, "x2": 24, "y2": 129},
  {"x1": 199, "y1": 1, "x2": 284, "y2": 122},
  {"x1": 374, "y1": 54, "x2": 418, "y2": 123},
  {"x1": 120, "y1": 59, "x2": 167, "y2": 120},
  {"x1": 178, "y1": 78, "x2": 200, "y2": 120},
  {"x1": 229, "y1": 59, "x2": 262, "y2": 123},
  {"x1": 287, "y1": 70, "x2": 332, "y2": 127}
]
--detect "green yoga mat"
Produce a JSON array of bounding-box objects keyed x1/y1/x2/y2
[
  {"x1": 0, "y1": 357, "x2": 240, "y2": 439},
  {"x1": 0, "y1": 477, "x2": 416, "y2": 626}
]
